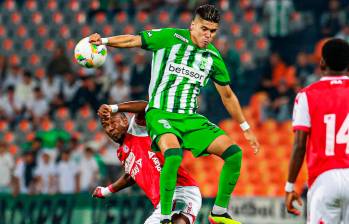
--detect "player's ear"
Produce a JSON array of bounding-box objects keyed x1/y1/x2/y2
[
  {"x1": 190, "y1": 21, "x2": 195, "y2": 31},
  {"x1": 320, "y1": 58, "x2": 326, "y2": 71}
]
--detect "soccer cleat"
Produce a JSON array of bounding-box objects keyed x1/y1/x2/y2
[
  {"x1": 208, "y1": 212, "x2": 241, "y2": 224},
  {"x1": 160, "y1": 219, "x2": 172, "y2": 224}
]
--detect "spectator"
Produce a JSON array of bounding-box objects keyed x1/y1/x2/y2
[
  {"x1": 71, "y1": 76, "x2": 101, "y2": 115},
  {"x1": 56, "y1": 150, "x2": 79, "y2": 193},
  {"x1": 0, "y1": 85, "x2": 24, "y2": 124},
  {"x1": 34, "y1": 151, "x2": 56, "y2": 194},
  {"x1": 320, "y1": 0, "x2": 346, "y2": 37},
  {"x1": 264, "y1": 0, "x2": 295, "y2": 56},
  {"x1": 13, "y1": 151, "x2": 36, "y2": 194},
  {"x1": 26, "y1": 86, "x2": 49, "y2": 122},
  {"x1": 109, "y1": 77, "x2": 130, "y2": 103},
  {"x1": 77, "y1": 147, "x2": 99, "y2": 193},
  {"x1": 0, "y1": 141, "x2": 14, "y2": 194},
  {"x1": 61, "y1": 72, "x2": 81, "y2": 108},
  {"x1": 295, "y1": 52, "x2": 314, "y2": 87},
  {"x1": 263, "y1": 80, "x2": 296, "y2": 122},
  {"x1": 15, "y1": 70, "x2": 36, "y2": 107},
  {"x1": 2, "y1": 63, "x2": 22, "y2": 92},
  {"x1": 41, "y1": 73, "x2": 61, "y2": 103},
  {"x1": 46, "y1": 45, "x2": 72, "y2": 77},
  {"x1": 335, "y1": 24, "x2": 349, "y2": 43},
  {"x1": 129, "y1": 52, "x2": 151, "y2": 100}
]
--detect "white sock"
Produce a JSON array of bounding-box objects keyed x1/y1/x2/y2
[
  {"x1": 160, "y1": 214, "x2": 171, "y2": 221},
  {"x1": 212, "y1": 204, "x2": 227, "y2": 215}
]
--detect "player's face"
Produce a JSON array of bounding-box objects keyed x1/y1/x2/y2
[
  {"x1": 190, "y1": 16, "x2": 219, "y2": 48},
  {"x1": 106, "y1": 113, "x2": 129, "y2": 142}
]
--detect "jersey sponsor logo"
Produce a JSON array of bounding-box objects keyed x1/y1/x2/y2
[
  {"x1": 151, "y1": 156, "x2": 161, "y2": 172},
  {"x1": 124, "y1": 152, "x2": 136, "y2": 174},
  {"x1": 330, "y1": 80, "x2": 343, "y2": 85},
  {"x1": 174, "y1": 33, "x2": 189, "y2": 43},
  {"x1": 165, "y1": 62, "x2": 205, "y2": 85},
  {"x1": 148, "y1": 151, "x2": 156, "y2": 158},
  {"x1": 136, "y1": 158, "x2": 142, "y2": 167},
  {"x1": 147, "y1": 32, "x2": 152, "y2": 37}
]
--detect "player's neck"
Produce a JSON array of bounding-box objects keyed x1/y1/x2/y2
[{"x1": 323, "y1": 70, "x2": 348, "y2": 77}]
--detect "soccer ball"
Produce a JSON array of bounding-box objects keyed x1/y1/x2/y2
[{"x1": 74, "y1": 37, "x2": 107, "y2": 68}]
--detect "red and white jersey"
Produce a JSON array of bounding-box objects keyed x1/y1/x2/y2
[
  {"x1": 292, "y1": 76, "x2": 349, "y2": 187},
  {"x1": 117, "y1": 115, "x2": 197, "y2": 207}
]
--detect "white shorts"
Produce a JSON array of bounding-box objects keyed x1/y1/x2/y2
[
  {"x1": 307, "y1": 168, "x2": 349, "y2": 224},
  {"x1": 144, "y1": 186, "x2": 202, "y2": 224}
]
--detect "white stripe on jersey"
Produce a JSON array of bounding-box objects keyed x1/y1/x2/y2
[
  {"x1": 148, "y1": 49, "x2": 165, "y2": 98},
  {"x1": 167, "y1": 45, "x2": 194, "y2": 112},
  {"x1": 203, "y1": 55, "x2": 213, "y2": 86},
  {"x1": 153, "y1": 44, "x2": 181, "y2": 109}
]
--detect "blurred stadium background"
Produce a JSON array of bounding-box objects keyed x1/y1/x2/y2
[{"x1": 0, "y1": 0, "x2": 347, "y2": 223}]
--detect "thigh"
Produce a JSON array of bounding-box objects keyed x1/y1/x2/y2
[
  {"x1": 144, "y1": 206, "x2": 161, "y2": 224},
  {"x1": 182, "y1": 115, "x2": 227, "y2": 157},
  {"x1": 307, "y1": 171, "x2": 342, "y2": 224},
  {"x1": 172, "y1": 186, "x2": 202, "y2": 224},
  {"x1": 206, "y1": 135, "x2": 236, "y2": 157},
  {"x1": 145, "y1": 109, "x2": 183, "y2": 152}
]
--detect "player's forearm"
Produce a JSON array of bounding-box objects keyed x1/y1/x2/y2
[
  {"x1": 221, "y1": 91, "x2": 246, "y2": 124},
  {"x1": 110, "y1": 173, "x2": 136, "y2": 192},
  {"x1": 113, "y1": 101, "x2": 148, "y2": 113},
  {"x1": 105, "y1": 35, "x2": 142, "y2": 48},
  {"x1": 287, "y1": 131, "x2": 307, "y2": 183}
]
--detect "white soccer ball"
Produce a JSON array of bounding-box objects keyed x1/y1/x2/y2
[{"x1": 74, "y1": 37, "x2": 107, "y2": 68}]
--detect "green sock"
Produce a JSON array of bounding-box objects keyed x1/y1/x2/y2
[
  {"x1": 160, "y1": 148, "x2": 183, "y2": 215},
  {"x1": 215, "y1": 145, "x2": 242, "y2": 208}
]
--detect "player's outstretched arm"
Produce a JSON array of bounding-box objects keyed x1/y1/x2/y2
[
  {"x1": 92, "y1": 173, "x2": 135, "y2": 199},
  {"x1": 285, "y1": 130, "x2": 307, "y2": 215},
  {"x1": 214, "y1": 83, "x2": 260, "y2": 154},
  {"x1": 89, "y1": 33, "x2": 142, "y2": 48},
  {"x1": 98, "y1": 101, "x2": 148, "y2": 118}
]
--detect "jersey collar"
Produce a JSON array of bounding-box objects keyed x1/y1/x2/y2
[{"x1": 320, "y1": 75, "x2": 349, "y2": 81}]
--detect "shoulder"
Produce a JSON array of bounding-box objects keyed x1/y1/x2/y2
[{"x1": 206, "y1": 44, "x2": 222, "y2": 59}]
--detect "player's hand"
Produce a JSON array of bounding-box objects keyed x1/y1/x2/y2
[
  {"x1": 92, "y1": 186, "x2": 105, "y2": 199},
  {"x1": 285, "y1": 191, "x2": 303, "y2": 216},
  {"x1": 98, "y1": 104, "x2": 112, "y2": 119},
  {"x1": 89, "y1": 33, "x2": 102, "y2": 45},
  {"x1": 243, "y1": 129, "x2": 260, "y2": 154}
]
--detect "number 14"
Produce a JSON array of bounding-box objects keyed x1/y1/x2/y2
[{"x1": 324, "y1": 113, "x2": 349, "y2": 156}]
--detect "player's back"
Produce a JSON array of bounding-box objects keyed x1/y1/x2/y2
[{"x1": 294, "y1": 76, "x2": 349, "y2": 186}]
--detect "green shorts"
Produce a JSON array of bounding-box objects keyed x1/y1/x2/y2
[{"x1": 145, "y1": 108, "x2": 226, "y2": 157}]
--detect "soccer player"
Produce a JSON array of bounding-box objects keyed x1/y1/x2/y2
[
  {"x1": 90, "y1": 5, "x2": 260, "y2": 224},
  {"x1": 285, "y1": 38, "x2": 349, "y2": 223},
  {"x1": 93, "y1": 101, "x2": 201, "y2": 224}
]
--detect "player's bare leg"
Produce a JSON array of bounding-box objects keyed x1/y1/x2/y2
[
  {"x1": 206, "y1": 135, "x2": 242, "y2": 224},
  {"x1": 157, "y1": 133, "x2": 183, "y2": 223}
]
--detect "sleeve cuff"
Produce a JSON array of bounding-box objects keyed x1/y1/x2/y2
[
  {"x1": 293, "y1": 125, "x2": 310, "y2": 132},
  {"x1": 138, "y1": 32, "x2": 148, "y2": 50},
  {"x1": 212, "y1": 78, "x2": 230, "y2": 86}
]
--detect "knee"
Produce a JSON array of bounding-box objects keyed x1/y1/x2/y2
[
  {"x1": 164, "y1": 148, "x2": 183, "y2": 168},
  {"x1": 221, "y1": 145, "x2": 242, "y2": 168}
]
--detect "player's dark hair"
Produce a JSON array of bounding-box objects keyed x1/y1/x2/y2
[
  {"x1": 322, "y1": 38, "x2": 349, "y2": 71},
  {"x1": 195, "y1": 4, "x2": 220, "y2": 23}
]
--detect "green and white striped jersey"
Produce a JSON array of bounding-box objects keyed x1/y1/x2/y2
[{"x1": 139, "y1": 28, "x2": 230, "y2": 114}]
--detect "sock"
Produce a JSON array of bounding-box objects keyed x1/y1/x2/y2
[
  {"x1": 214, "y1": 145, "x2": 242, "y2": 208},
  {"x1": 212, "y1": 204, "x2": 227, "y2": 215},
  {"x1": 160, "y1": 148, "x2": 183, "y2": 216},
  {"x1": 160, "y1": 215, "x2": 171, "y2": 221}
]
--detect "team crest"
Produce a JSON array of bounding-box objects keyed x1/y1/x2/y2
[
  {"x1": 199, "y1": 57, "x2": 208, "y2": 70},
  {"x1": 123, "y1": 145, "x2": 129, "y2": 153}
]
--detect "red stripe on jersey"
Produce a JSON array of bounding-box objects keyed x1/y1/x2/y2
[
  {"x1": 293, "y1": 125, "x2": 310, "y2": 132},
  {"x1": 117, "y1": 133, "x2": 197, "y2": 207}
]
